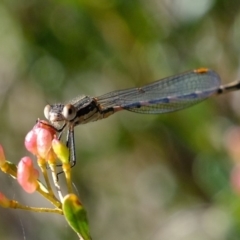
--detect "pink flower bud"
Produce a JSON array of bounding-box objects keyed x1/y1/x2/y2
[
  {"x1": 37, "y1": 128, "x2": 53, "y2": 159},
  {"x1": 25, "y1": 129, "x2": 38, "y2": 155},
  {"x1": 17, "y1": 157, "x2": 39, "y2": 193},
  {"x1": 25, "y1": 120, "x2": 57, "y2": 159}
]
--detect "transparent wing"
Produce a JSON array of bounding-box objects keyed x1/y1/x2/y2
[{"x1": 96, "y1": 69, "x2": 221, "y2": 114}]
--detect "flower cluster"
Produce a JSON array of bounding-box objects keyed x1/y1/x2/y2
[{"x1": 0, "y1": 120, "x2": 91, "y2": 240}]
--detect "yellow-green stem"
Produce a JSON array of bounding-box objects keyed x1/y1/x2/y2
[
  {"x1": 10, "y1": 200, "x2": 63, "y2": 214},
  {"x1": 38, "y1": 158, "x2": 55, "y2": 197},
  {"x1": 63, "y1": 163, "x2": 73, "y2": 193},
  {"x1": 49, "y1": 163, "x2": 63, "y2": 201}
]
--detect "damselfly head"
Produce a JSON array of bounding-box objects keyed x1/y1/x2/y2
[
  {"x1": 44, "y1": 103, "x2": 77, "y2": 123},
  {"x1": 44, "y1": 104, "x2": 64, "y2": 123}
]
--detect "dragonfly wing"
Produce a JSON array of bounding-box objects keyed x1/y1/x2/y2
[{"x1": 97, "y1": 69, "x2": 221, "y2": 114}]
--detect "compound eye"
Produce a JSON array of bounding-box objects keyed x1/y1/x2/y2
[
  {"x1": 62, "y1": 104, "x2": 76, "y2": 121},
  {"x1": 44, "y1": 104, "x2": 51, "y2": 120}
]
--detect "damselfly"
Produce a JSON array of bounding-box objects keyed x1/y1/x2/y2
[{"x1": 44, "y1": 68, "x2": 240, "y2": 166}]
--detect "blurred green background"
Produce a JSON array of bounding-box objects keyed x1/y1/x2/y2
[{"x1": 1, "y1": 0, "x2": 240, "y2": 239}]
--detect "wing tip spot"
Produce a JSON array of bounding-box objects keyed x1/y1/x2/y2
[{"x1": 194, "y1": 68, "x2": 209, "y2": 74}]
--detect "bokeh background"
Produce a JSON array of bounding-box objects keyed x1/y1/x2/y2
[{"x1": 1, "y1": 0, "x2": 240, "y2": 239}]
